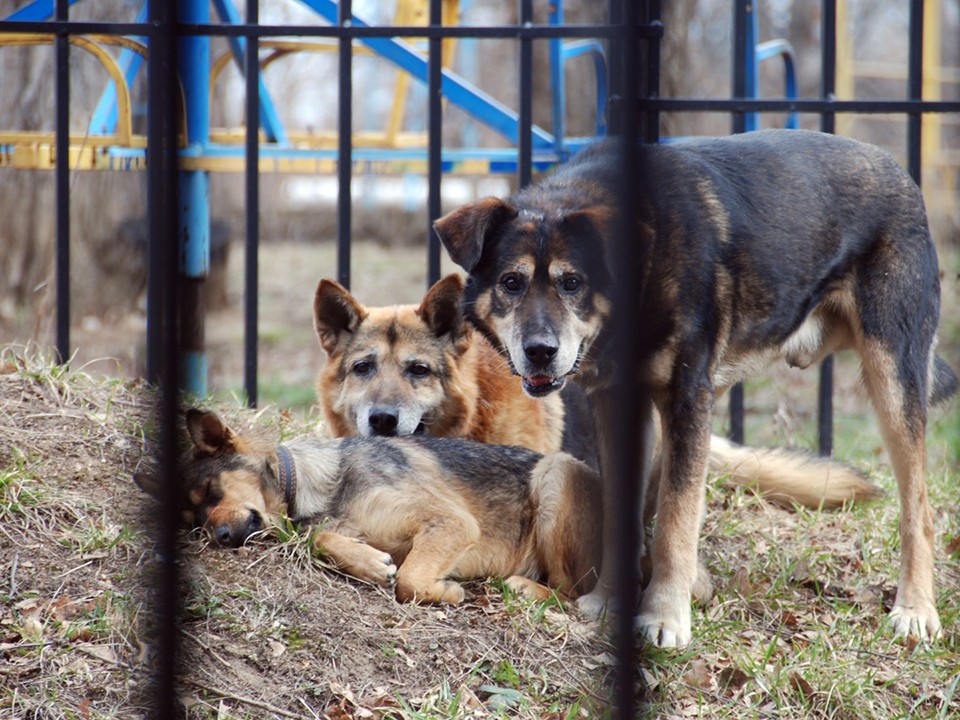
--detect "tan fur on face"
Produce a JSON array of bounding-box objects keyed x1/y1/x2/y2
[{"x1": 315, "y1": 277, "x2": 567, "y2": 454}]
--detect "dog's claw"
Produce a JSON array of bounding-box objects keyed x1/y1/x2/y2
[
  {"x1": 634, "y1": 616, "x2": 688, "y2": 649},
  {"x1": 888, "y1": 603, "x2": 941, "y2": 643},
  {"x1": 635, "y1": 583, "x2": 692, "y2": 649}
]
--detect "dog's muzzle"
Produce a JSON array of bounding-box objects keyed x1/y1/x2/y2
[
  {"x1": 209, "y1": 510, "x2": 263, "y2": 547},
  {"x1": 367, "y1": 407, "x2": 426, "y2": 436}
]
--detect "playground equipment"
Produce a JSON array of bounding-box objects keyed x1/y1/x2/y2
[{"x1": 0, "y1": 0, "x2": 802, "y2": 398}]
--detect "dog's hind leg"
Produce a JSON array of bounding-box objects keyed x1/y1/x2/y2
[
  {"x1": 528, "y1": 453, "x2": 603, "y2": 599},
  {"x1": 860, "y1": 338, "x2": 940, "y2": 641},
  {"x1": 854, "y1": 220, "x2": 943, "y2": 641},
  {"x1": 394, "y1": 517, "x2": 480, "y2": 604}
]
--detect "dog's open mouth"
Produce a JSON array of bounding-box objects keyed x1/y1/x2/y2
[{"x1": 522, "y1": 374, "x2": 566, "y2": 396}]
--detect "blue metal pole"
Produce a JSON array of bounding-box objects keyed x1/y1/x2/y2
[
  {"x1": 299, "y1": 0, "x2": 555, "y2": 148},
  {"x1": 3, "y1": 0, "x2": 80, "y2": 21},
  {"x1": 178, "y1": 0, "x2": 211, "y2": 397},
  {"x1": 548, "y1": 1, "x2": 566, "y2": 156},
  {"x1": 211, "y1": 0, "x2": 288, "y2": 145},
  {"x1": 89, "y1": 1, "x2": 147, "y2": 136},
  {"x1": 743, "y1": 1, "x2": 759, "y2": 131}
]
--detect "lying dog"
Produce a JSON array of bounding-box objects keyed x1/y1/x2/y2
[
  {"x1": 435, "y1": 129, "x2": 957, "y2": 646},
  {"x1": 136, "y1": 409, "x2": 602, "y2": 604},
  {"x1": 313, "y1": 273, "x2": 878, "y2": 512}
]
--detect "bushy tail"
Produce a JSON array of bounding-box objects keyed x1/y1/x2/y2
[
  {"x1": 707, "y1": 435, "x2": 882, "y2": 510},
  {"x1": 931, "y1": 354, "x2": 958, "y2": 407}
]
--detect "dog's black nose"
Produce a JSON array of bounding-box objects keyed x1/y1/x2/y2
[
  {"x1": 214, "y1": 524, "x2": 234, "y2": 546},
  {"x1": 369, "y1": 409, "x2": 399, "y2": 436},
  {"x1": 523, "y1": 340, "x2": 559, "y2": 367}
]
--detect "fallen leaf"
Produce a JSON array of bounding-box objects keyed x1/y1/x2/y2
[
  {"x1": 583, "y1": 651, "x2": 616, "y2": 670},
  {"x1": 717, "y1": 666, "x2": 750, "y2": 696},
  {"x1": 81, "y1": 643, "x2": 118, "y2": 664},
  {"x1": 726, "y1": 568, "x2": 754, "y2": 599},
  {"x1": 789, "y1": 672, "x2": 815, "y2": 700},
  {"x1": 478, "y1": 685, "x2": 524, "y2": 710},
  {"x1": 19, "y1": 618, "x2": 44, "y2": 642},
  {"x1": 682, "y1": 659, "x2": 714, "y2": 691}
]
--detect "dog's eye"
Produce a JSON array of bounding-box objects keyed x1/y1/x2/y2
[
  {"x1": 408, "y1": 362, "x2": 431, "y2": 377},
  {"x1": 501, "y1": 273, "x2": 524, "y2": 294},
  {"x1": 352, "y1": 360, "x2": 374, "y2": 376},
  {"x1": 561, "y1": 275, "x2": 583, "y2": 293}
]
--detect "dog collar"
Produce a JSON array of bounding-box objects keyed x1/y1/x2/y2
[{"x1": 275, "y1": 445, "x2": 297, "y2": 513}]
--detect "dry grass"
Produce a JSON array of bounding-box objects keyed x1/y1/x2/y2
[{"x1": 1, "y1": 235, "x2": 958, "y2": 718}]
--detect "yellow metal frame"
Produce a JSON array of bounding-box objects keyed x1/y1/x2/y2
[
  {"x1": 0, "y1": 1, "x2": 464, "y2": 171},
  {"x1": 0, "y1": 32, "x2": 191, "y2": 170}
]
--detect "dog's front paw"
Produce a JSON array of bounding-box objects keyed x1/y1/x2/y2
[
  {"x1": 576, "y1": 590, "x2": 609, "y2": 619},
  {"x1": 888, "y1": 601, "x2": 941, "y2": 643},
  {"x1": 395, "y1": 577, "x2": 465, "y2": 605},
  {"x1": 352, "y1": 544, "x2": 398, "y2": 587},
  {"x1": 635, "y1": 584, "x2": 692, "y2": 648}
]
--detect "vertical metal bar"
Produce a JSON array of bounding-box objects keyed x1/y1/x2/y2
[
  {"x1": 820, "y1": 0, "x2": 837, "y2": 136},
  {"x1": 547, "y1": 1, "x2": 565, "y2": 157},
  {"x1": 518, "y1": 0, "x2": 533, "y2": 189},
  {"x1": 642, "y1": 0, "x2": 661, "y2": 143},
  {"x1": 907, "y1": 0, "x2": 924, "y2": 184},
  {"x1": 729, "y1": 382, "x2": 744, "y2": 444},
  {"x1": 611, "y1": 2, "x2": 643, "y2": 717},
  {"x1": 728, "y1": 0, "x2": 747, "y2": 443},
  {"x1": 743, "y1": 2, "x2": 759, "y2": 131},
  {"x1": 606, "y1": 0, "x2": 623, "y2": 136},
  {"x1": 54, "y1": 0, "x2": 70, "y2": 363},
  {"x1": 337, "y1": 0, "x2": 353, "y2": 288},
  {"x1": 146, "y1": 7, "x2": 165, "y2": 384},
  {"x1": 427, "y1": 0, "x2": 443, "y2": 287},
  {"x1": 147, "y1": 0, "x2": 180, "y2": 715},
  {"x1": 178, "y1": 0, "x2": 211, "y2": 397},
  {"x1": 244, "y1": 0, "x2": 260, "y2": 407},
  {"x1": 817, "y1": 0, "x2": 837, "y2": 457},
  {"x1": 731, "y1": 0, "x2": 748, "y2": 136}
]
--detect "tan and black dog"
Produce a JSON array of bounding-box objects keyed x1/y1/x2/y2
[
  {"x1": 435, "y1": 129, "x2": 958, "y2": 647},
  {"x1": 136, "y1": 409, "x2": 602, "y2": 604},
  {"x1": 313, "y1": 273, "x2": 590, "y2": 460},
  {"x1": 313, "y1": 273, "x2": 878, "y2": 519}
]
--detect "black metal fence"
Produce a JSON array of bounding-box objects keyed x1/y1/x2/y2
[{"x1": 2, "y1": 0, "x2": 959, "y2": 717}]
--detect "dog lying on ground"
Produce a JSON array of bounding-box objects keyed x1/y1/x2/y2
[
  {"x1": 135, "y1": 409, "x2": 601, "y2": 604},
  {"x1": 434, "y1": 128, "x2": 958, "y2": 646},
  {"x1": 313, "y1": 273, "x2": 879, "y2": 512}
]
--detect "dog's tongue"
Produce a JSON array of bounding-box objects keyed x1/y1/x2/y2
[{"x1": 526, "y1": 375, "x2": 555, "y2": 388}]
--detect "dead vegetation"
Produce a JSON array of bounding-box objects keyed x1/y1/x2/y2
[{"x1": 1, "y1": 346, "x2": 958, "y2": 719}]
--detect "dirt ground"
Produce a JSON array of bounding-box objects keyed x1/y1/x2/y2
[
  {"x1": 2, "y1": 239, "x2": 958, "y2": 718},
  {"x1": 0, "y1": 354, "x2": 619, "y2": 718}
]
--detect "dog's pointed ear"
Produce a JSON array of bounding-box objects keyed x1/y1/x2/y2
[
  {"x1": 185, "y1": 408, "x2": 238, "y2": 457},
  {"x1": 314, "y1": 279, "x2": 367, "y2": 356},
  {"x1": 433, "y1": 197, "x2": 519, "y2": 273},
  {"x1": 418, "y1": 274, "x2": 465, "y2": 342}
]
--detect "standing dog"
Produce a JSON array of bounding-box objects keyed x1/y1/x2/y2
[
  {"x1": 434, "y1": 129, "x2": 958, "y2": 647},
  {"x1": 136, "y1": 409, "x2": 602, "y2": 604}
]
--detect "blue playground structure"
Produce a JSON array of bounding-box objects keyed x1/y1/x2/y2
[{"x1": 1, "y1": 0, "x2": 796, "y2": 400}]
